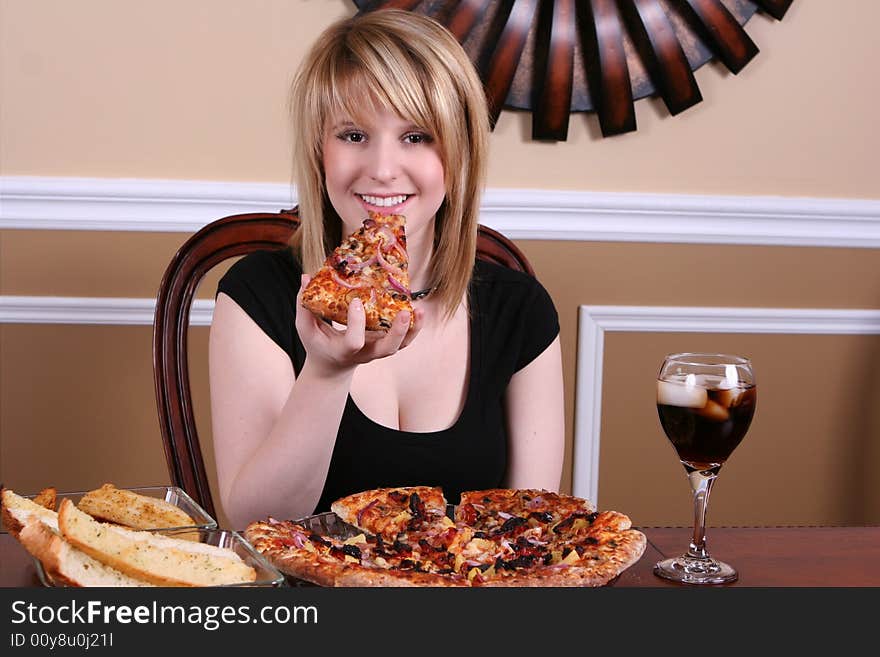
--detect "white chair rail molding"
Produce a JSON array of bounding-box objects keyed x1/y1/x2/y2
[{"x1": 2, "y1": 176, "x2": 879, "y2": 247}]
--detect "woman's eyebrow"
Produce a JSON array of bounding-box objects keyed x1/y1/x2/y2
[{"x1": 328, "y1": 119, "x2": 357, "y2": 130}]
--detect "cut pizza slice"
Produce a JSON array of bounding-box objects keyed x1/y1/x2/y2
[
  {"x1": 300, "y1": 212, "x2": 414, "y2": 331},
  {"x1": 245, "y1": 518, "x2": 469, "y2": 587},
  {"x1": 465, "y1": 509, "x2": 646, "y2": 587},
  {"x1": 456, "y1": 488, "x2": 596, "y2": 537},
  {"x1": 330, "y1": 486, "x2": 450, "y2": 541}
]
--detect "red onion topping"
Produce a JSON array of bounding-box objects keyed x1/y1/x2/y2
[
  {"x1": 390, "y1": 242, "x2": 407, "y2": 261},
  {"x1": 346, "y1": 254, "x2": 377, "y2": 272},
  {"x1": 387, "y1": 275, "x2": 411, "y2": 297},
  {"x1": 376, "y1": 225, "x2": 398, "y2": 250},
  {"x1": 330, "y1": 270, "x2": 362, "y2": 290},
  {"x1": 357, "y1": 499, "x2": 379, "y2": 526},
  {"x1": 375, "y1": 247, "x2": 406, "y2": 280}
]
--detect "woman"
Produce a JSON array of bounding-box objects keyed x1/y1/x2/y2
[{"x1": 209, "y1": 9, "x2": 564, "y2": 529}]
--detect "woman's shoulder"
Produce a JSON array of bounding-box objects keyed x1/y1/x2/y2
[
  {"x1": 471, "y1": 260, "x2": 559, "y2": 371},
  {"x1": 215, "y1": 247, "x2": 301, "y2": 357},
  {"x1": 471, "y1": 258, "x2": 558, "y2": 320},
  {"x1": 472, "y1": 259, "x2": 546, "y2": 295},
  {"x1": 216, "y1": 247, "x2": 301, "y2": 319},
  {"x1": 220, "y1": 247, "x2": 301, "y2": 287}
]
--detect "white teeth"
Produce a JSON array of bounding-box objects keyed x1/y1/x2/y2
[{"x1": 359, "y1": 194, "x2": 408, "y2": 207}]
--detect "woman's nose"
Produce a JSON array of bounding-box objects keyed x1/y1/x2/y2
[{"x1": 367, "y1": 138, "x2": 399, "y2": 182}]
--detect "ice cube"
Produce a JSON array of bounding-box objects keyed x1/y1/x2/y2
[
  {"x1": 696, "y1": 399, "x2": 730, "y2": 421},
  {"x1": 657, "y1": 380, "x2": 708, "y2": 408},
  {"x1": 716, "y1": 387, "x2": 743, "y2": 408}
]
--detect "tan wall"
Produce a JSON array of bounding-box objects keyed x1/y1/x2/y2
[
  {"x1": 2, "y1": 1, "x2": 879, "y2": 529},
  {"x1": 3, "y1": 0, "x2": 878, "y2": 196}
]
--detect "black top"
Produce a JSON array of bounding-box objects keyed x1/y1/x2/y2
[{"x1": 217, "y1": 248, "x2": 559, "y2": 512}]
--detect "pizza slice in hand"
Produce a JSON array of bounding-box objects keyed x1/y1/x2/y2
[{"x1": 300, "y1": 212, "x2": 414, "y2": 331}]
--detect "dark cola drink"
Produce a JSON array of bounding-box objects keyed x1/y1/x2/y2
[
  {"x1": 656, "y1": 374, "x2": 757, "y2": 468},
  {"x1": 653, "y1": 354, "x2": 756, "y2": 584}
]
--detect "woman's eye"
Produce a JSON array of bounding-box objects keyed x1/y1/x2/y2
[
  {"x1": 338, "y1": 131, "x2": 366, "y2": 143},
  {"x1": 403, "y1": 132, "x2": 432, "y2": 145}
]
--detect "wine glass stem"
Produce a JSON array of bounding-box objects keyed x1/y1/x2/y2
[{"x1": 685, "y1": 465, "x2": 720, "y2": 559}]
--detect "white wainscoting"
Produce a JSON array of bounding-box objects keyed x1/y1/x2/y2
[
  {"x1": 0, "y1": 297, "x2": 214, "y2": 326},
  {"x1": 4, "y1": 297, "x2": 879, "y2": 509},
  {"x1": 2, "y1": 176, "x2": 879, "y2": 247},
  {"x1": 573, "y1": 306, "x2": 880, "y2": 506}
]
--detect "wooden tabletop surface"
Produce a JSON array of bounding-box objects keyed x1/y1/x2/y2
[
  {"x1": 639, "y1": 526, "x2": 880, "y2": 587},
  {"x1": 3, "y1": 526, "x2": 878, "y2": 587}
]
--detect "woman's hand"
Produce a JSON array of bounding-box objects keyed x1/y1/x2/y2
[{"x1": 295, "y1": 274, "x2": 423, "y2": 377}]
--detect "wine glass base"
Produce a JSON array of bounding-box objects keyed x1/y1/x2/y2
[{"x1": 654, "y1": 556, "x2": 738, "y2": 585}]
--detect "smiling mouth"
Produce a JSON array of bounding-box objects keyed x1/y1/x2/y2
[{"x1": 357, "y1": 194, "x2": 410, "y2": 208}]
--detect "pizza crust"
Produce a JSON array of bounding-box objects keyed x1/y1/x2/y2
[
  {"x1": 334, "y1": 568, "x2": 469, "y2": 588},
  {"x1": 477, "y1": 529, "x2": 647, "y2": 587}
]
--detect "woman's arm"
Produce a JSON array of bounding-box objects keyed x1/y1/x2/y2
[
  {"x1": 502, "y1": 336, "x2": 565, "y2": 491},
  {"x1": 210, "y1": 284, "x2": 421, "y2": 529},
  {"x1": 209, "y1": 293, "x2": 350, "y2": 528}
]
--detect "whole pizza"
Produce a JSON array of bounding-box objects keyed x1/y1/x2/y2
[{"x1": 245, "y1": 487, "x2": 646, "y2": 587}]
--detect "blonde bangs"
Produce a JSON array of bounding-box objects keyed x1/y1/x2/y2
[{"x1": 325, "y1": 41, "x2": 440, "y2": 144}]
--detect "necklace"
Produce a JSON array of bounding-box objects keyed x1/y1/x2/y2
[{"x1": 411, "y1": 286, "x2": 436, "y2": 301}]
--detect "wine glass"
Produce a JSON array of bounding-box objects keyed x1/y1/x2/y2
[{"x1": 654, "y1": 353, "x2": 757, "y2": 584}]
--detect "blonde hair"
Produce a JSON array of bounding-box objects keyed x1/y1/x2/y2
[{"x1": 289, "y1": 9, "x2": 490, "y2": 318}]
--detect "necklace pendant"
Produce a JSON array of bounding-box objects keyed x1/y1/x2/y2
[{"x1": 411, "y1": 286, "x2": 435, "y2": 301}]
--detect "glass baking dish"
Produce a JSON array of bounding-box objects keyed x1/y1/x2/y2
[
  {"x1": 35, "y1": 528, "x2": 286, "y2": 588},
  {"x1": 16, "y1": 485, "x2": 218, "y2": 533}
]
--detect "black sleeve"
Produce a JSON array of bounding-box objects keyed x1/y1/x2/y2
[
  {"x1": 473, "y1": 261, "x2": 560, "y2": 380},
  {"x1": 215, "y1": 249, "x2": 301, "y2": 359},
  {"x1": 514, "y1": 277, "x2": 560, "y2": 372}
]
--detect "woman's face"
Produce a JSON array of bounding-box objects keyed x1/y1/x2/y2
[{"x1": 322, "y1": 107, "x2": 446, "y2": 242}]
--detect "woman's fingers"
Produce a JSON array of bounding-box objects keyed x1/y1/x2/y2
[
  {"x1": 352, "y1": 309, "x2": 411, "y2": 360},
  {"x1": 296, "y1": 278, "x2": 419, "y2": 366},
  {"x1": 343, "y1": 298, "x2": 367, "y2": 352},
  {"x1": 381, "y1": 309, "x2": 411, "y2": 353},
  {"x1": 399, "y1": 307, "x2": 423, "y2": 350}
]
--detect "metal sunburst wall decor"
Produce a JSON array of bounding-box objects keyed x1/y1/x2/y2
[{"x1": 352, "y1": 0, "x2": 794, "y2": 141}]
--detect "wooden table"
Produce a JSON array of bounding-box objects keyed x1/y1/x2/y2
[
  {"x1": 2, "y1": 527, "x2": 878, "y2": 587},
  {"x1": 636, "y1": 526, "x2": 880, "y2": 587}
]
